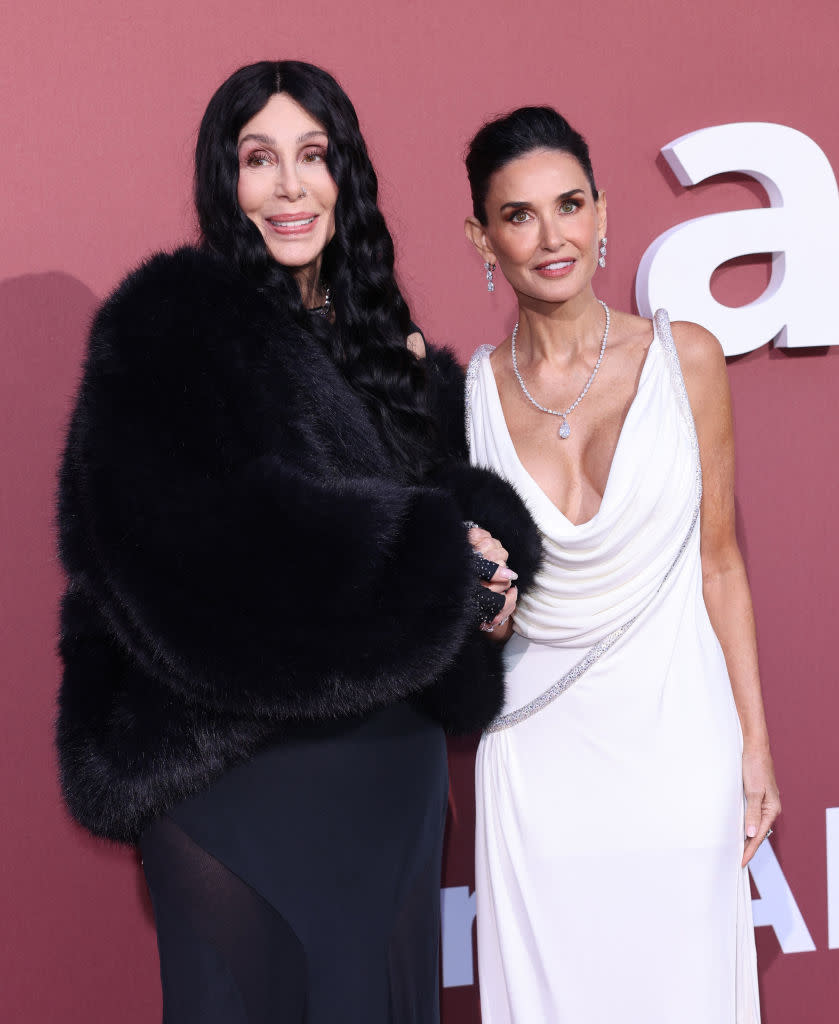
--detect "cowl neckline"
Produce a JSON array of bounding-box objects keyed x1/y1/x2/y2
[
  {"x1": 467, "y1": 311, "x2": 701, "y2": 648},
  {"x1": 479, "y1": 327, "x2": 659, "y2": 535}
]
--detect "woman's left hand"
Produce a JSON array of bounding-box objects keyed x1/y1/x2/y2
[
  {"x1": 468, "y1": 525, "x2": 518, "y2": 638},
  {"x1": 468, "y1": 526, "x2": 510, "y2": 586},
  {"x1": 741, "y1": 745, "x2": 781, "y2": 867}
]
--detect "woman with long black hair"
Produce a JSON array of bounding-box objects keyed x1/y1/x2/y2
[{"x1": 56, "y1": 61, "x2": 540, "y2": 1023}]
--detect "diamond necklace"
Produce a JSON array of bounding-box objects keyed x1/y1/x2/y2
[{"x1": 511, "y1": 299, "x2": 610, "y2": 440}]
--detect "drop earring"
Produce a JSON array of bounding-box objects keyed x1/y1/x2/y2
[
  {"x1": 598, "y1": 237, "x2": 607, "y2": 269},
  {"x1": 484, "y1": 262, "x2": 495, "y2": 293}
]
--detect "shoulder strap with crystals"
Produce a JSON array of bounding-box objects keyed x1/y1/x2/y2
[
  {"x1": 464, "y1": 344, "x2": 495, "y2": 455},
  {"x1": 653, "y1": 308, "x2": 702, "y2": 501},
  {"x1": 654, "y1": 310, "x2": 696, "y2": 429}
]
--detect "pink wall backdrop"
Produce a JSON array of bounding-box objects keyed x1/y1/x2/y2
[{"x1": 2, "y1": 1, "x2": 837, "y2": 1019}]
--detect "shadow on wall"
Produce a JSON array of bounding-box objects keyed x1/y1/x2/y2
[
  {"x1": 0, "y1": 271, "x2": 157, "y2": 1020},
  {"x1": 0, "y1": 270, "x2": 99, "y2": 728},
  {"x1": 0, "y1": 270, "x2": 98, "y2": 660}
]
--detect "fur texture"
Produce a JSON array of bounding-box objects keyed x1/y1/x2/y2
[{"x1": 57, "y1": 247, "x2": 541, "y2": 842}]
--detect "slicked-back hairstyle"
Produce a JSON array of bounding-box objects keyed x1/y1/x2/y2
[
  {"x1": 465, "y1": 106, "x2": 598, "y2": 225},
  {"x1": 195, "y1": 60, "x2": 436, "y2": 482}
]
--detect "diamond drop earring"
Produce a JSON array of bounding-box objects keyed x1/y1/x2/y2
[
  {"x1": 484, "y1": 262, "x2": 495, "y2": 293},
  {"x1": 598, "y1": 237, "x2": 607, "y2": 269}
]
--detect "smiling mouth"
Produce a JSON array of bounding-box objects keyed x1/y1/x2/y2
[
  {"x1": 536, "y1": 259, "x2": 575, "y2": 271},
  {"x1": 266, "y1": 215, "x2": 318, "y2": 232}
]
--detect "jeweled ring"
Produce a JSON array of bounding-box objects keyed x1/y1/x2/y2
[{"x1": 764, "y1": 828, "x2": 774, "y2": 841}]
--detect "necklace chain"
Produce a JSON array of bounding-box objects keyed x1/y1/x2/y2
[
  {"x1": 511, "y1": 299, "x2": 610, "y2": 440},
  {"x1": 308, "y1": 286, "x2": 332, "y2": 317}
]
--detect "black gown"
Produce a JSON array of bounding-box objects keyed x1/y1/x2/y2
[{"x1": 140, "y1": 702, "x2": 448, "y2": 1024}]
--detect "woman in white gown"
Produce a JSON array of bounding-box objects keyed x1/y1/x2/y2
[{"x1": 462, "y1": 107, "x2": 781, "y2": 1022}]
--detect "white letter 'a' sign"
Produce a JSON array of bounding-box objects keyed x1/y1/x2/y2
[{"x1": 635, "y1": 123, "x2": 839, "y2": 356}]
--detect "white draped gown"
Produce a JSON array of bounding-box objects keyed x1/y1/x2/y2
[{"x1": 467, "y1": 311, "x2": 760, "y2": 1023}]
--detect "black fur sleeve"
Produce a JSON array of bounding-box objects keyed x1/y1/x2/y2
[
  {"x1": 59, "y1": 251, "x2": 475, "y2": 722},
  {"x1": 411, "y1": 631, "x2": 507, "y2": 734},
  {"x1": 425, "y1": 343, "x2": 543, "y2": 590},
  {"x1": 407, "y1": 343, "x2": 544, "y2": 733}
]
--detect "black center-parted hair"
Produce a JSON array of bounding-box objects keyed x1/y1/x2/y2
[
  {"x1": 194, "y1": 61, "x2": 436, "y2": 482},
  {"x1": 465, "y1": 106, "x2": 598, "y2": 225}
]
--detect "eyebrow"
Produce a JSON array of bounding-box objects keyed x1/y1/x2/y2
[
  {"x1": 237, "y1": 129, "x2": 328, "y2": 148},
  {"x1": 500, "y1": 188, "x2": 585, "y2": 212}
]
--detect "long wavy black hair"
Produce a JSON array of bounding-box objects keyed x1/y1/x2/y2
[
  {"x1": 466, "y1": 106, "x2": 598, "y2": 224},
  {"x1": 195, "y1": 60, "x2": 435, "y2": 482}
]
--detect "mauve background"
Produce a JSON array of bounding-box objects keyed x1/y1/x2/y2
[{"x1": 1, "y1": 0, "x2": 837, "y2": 1019}]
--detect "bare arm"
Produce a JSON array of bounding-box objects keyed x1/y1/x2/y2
[{"x1": 675, "y1": 321, "x2": 781, "y2": 867}]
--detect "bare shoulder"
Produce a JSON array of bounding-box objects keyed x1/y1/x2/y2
[
  {"x1": 670, "y1": 321, "x2": 731, "y2": 427},
  {"x1": 606, "y1": 310, "x2": 656, "y2": 375},
  {"x1": 488, "y1": 337, "x2": 510, "y2": 372},
  {"x1": 611, "y1": 309, "x2": 651, "y2": 339},
  {"x1": 489, "y1": 335, "x2": 508, "y2": 360},
  {"x1": 407, "y1": 331, "x2": 426, "y2": 359},
  {"x1": 670, "y1": 320, "x2": 726, "y2": 380}
]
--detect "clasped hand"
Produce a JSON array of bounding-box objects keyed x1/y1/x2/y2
[{"x1": 467, "y1": 526, "x2": 518, "y2": 638}]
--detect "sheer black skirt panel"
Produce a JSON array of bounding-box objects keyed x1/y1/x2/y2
[{"x1": 140, "y1": 701, "x2": 448, "y2": 1024}]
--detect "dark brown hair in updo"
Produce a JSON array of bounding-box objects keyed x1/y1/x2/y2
[{"x1": 465, "y1": 106, "x2": 598, "y2": 224}]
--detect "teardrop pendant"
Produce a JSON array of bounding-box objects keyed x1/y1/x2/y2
[{"x1": 558, "y1": 419, "x2": 571, "y2": 439}]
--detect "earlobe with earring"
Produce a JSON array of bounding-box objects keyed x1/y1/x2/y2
[
  {"x1": 484, "y1": 262, "x2": 495, "y2": 293},
  {"x1": 598, "y1": 237, "x2": 607, "y2": 269}
]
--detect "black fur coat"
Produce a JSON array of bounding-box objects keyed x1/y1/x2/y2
[{"x1": 56, "y1": 247, "x2": 541, "y2": 843}]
